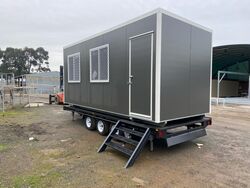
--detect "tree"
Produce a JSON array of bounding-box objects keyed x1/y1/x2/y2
[{"x1": 0, "y1": 47, "x2": 51, "y2": 76}]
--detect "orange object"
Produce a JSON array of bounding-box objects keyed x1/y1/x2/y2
[{"x1": 56, "y1": 92, "x2": 64, "y2": 104}]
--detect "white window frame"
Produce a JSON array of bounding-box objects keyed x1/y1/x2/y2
[
  {"x1": 89, "y1": 44, "x2": 109, "y2": 83},
  {"x1": 67, "y1": 52, "x2": 81, "y2": 83}
]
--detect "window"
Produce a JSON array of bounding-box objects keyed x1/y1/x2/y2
[
  {"x1": 90, "y1": 44, "x2": 109, "y2": 82},
  {"x1": 68, "y1": 52, "x2": 80, "y2": 83}
]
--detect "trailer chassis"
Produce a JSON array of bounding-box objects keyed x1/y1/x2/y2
[{"x1": 64, "y1": 104, "x2": 212, "y2": 167}]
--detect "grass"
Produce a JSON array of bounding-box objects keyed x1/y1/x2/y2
[
  {"x1": 11, "y1": 153, "x2": 62, "y2": 188},
  {"x1": 0, "y1": 107, "x2": 26, "y2": 117},
  {"x1": 11, "y1": 161, "x2": 62, "y2": 188},
  {"x1": 12, "y1": 171, "x2": 62, "y2": 188},
  {"x1": 0, "y1": 144, "x2": 8, "y2": 152},
  {"x1": 0, "y1": 106, "x2": 38, "y2": 126},
  {"x1": 0, "y1": 147, "x2": 62, "y2": 188}
]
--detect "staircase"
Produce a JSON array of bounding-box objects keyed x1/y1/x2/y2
[{"x1": 98, "y1": 120, "x2": 151, "y2": 168}]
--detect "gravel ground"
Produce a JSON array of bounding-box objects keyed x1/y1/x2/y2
[{"x1": 0, "y1": 104, "x2": 249, "y2": 188}]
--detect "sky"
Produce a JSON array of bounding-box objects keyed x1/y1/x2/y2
[{"x1": 0, "y1": 0, "x2": 250, "y2": 71}]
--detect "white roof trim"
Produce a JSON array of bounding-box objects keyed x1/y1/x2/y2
[
  {"x1": 159, "y1": 9, "x2": 212, "y2": 33},
  {"x1": 63, "y1": 8, "x2": 212, "y2": 49}
]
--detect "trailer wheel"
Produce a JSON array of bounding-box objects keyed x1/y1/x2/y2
[
  {"x1": 84, "y1": 117, "x2": 96, "y2": 130},
  {"x1": 97, "y1": 120, "x2": 110, "y2": 136}
]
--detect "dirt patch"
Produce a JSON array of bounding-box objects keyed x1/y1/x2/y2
[
  {"x1": 28, "y1": 122, "x2": 47, "y2": 135},
  {"x1": 0, "y1": 124, "x2": 27, "y2": 143},
  {"x1": 0, "y1": 122, "x2": 47, "y2": 144}
]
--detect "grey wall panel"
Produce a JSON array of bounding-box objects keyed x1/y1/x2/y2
[
  {"x1": 64, "y1": 44, "x2": 82, "y2": 104},
  {"x1": 160, "y1": 14, "x2": 211, "y2": 121},
  {"x1": 160, "y1": 14, "x2": 192, "y2": 120},
  {"x1": 64, "y1": 14, "x2": 157, "y2": 119},
  {"x1": 190, "y1": 27, "x2": 212, "y2": 114},
  {"x1": 80, "y1": 45, "x2": 90, "y2": 105},
  {"x1": 102, "y1": 28, "x2": 128, "y2": 113}
]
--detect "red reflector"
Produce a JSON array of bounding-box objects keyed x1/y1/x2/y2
[{"x1": 157, "y1": 130, "x2": 166, "y2": 138}]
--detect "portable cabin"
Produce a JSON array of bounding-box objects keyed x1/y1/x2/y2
[
  {"x1": 63, "y1": 8, "x2": 212, "y2": 123},
  {"x1": 63, "y1": 8, "x2": 212, "y2": 168}
]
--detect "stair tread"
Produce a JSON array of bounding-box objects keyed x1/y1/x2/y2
[
  {"x1": 98, "y1": 119, "x2": 152, "y2": 168},
  {"x1": 116, "y1": 127, "x2": 144, "y2": 137},
  {"x1": 106, "y1": 141, "x2": 133, "y2": 156},
  {"x1": 119, "y1": 119, "x2": 148, "y2": 128},
  {"x1": 111, "y1": 134, "x2": 139, "y2": 146}
]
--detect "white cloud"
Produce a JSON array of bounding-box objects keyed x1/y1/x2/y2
[{"x1": 0, "y1": 0, "x2": 249, "y2": 70}]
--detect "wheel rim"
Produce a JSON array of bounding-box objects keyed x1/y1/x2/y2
[
  {"x1": 97, "y1": 121, "x2": 104, "y2": 133},
  {"x1": 86, "y1": 117, "x2": 92, "y2": 128}
]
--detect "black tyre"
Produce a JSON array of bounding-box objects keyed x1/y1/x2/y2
[
  {"x1": 84, "y1": 117, "x2": 96, "y2": 130},
  {"x1": 97, "y1": 120, "x2": 110, "y2": 136}
]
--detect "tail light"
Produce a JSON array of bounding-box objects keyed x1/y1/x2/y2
[{"x1": 156, "y1": 129, "x2": 166, "y2": 138}]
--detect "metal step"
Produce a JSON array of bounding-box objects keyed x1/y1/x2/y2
[
  {"x1": 98, "y1": 120, "x2": 151, "y2": 168},
  {"x1": 111, "y1": 134, "x2": 139, "y2": 146},
  {"x1": 106, "y1": 141, "x2": 133, "y2": 156},
  {"x1": 116, "y1": 126, "x2": 144, "y2": 137}
]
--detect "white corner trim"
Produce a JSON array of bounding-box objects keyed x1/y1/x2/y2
[
  {"x1": 67, "y1": 52, "x2": 81, "y2": 83},
  {"x1": 155, "y1": 11, "x2": 162, "y2": 123},
  {"x1": 159, "y1": 8, "x2": 212, "y2": 33},
  {"x1": 209, "y1": 32, "x2": 213, "y2": 114}
]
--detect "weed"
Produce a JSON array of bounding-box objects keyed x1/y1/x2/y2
[{"x1": 0, "y1": 144, "x2": 8, "y2": 152}]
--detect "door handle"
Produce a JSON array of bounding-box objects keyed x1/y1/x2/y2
[
  {"x1": 127, "y1": 81, "x2": 132, "y2": 85},
  {"x1": 128, "y1": 75, "x2": 133, "y2": 85}
]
